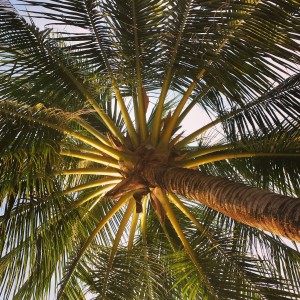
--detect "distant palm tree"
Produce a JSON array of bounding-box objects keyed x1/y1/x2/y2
[{"x1": 0, "y1": 0, "x2": 300, "y2": 299}]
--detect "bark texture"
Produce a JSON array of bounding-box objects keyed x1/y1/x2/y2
[{"x1": 141, "y1": 163, "x2": 300, "y2": 242}]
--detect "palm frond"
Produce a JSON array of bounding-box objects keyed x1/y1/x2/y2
[
  {"x1": 196, "y1": 135, "x2": 300, "y2": 197},
  {"x1": 166, "y1": 197, "x2": 300, "y2": 299},
  {"x1": 177, "y1": 72, "x2": 300, "y2": 148}
]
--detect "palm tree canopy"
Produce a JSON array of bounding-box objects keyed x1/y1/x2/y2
[{"x1": 0, "y1": 0, "x2": 300, "y2": 299}]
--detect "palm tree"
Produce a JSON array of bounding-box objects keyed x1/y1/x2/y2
[{"x1": 0, "y1": 0, "x2": 300, "y2": 298}]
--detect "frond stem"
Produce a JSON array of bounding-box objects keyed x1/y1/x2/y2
[
  {"x1": 168, "y1": 193, "x2": 266, "y2": 298},
  {"x1": 72, "y1": 184, "x2": 117, "y2": 208},
  {"x1": 22, "y1": 21, "x2": 123, "y2": 141},
  {"x1": 153, "y1": 209, "x2": 177, "y2": 252},
  {"x1": 132, "y1": 90, "x2": 140, "y2": 131},
  {"x1": 184, "y1": 144, "x2": 234, "y2": 159},
  {"x1": 59, "y1": 150, "x2": 120, "y2": 169},
  {"x1": 0, "y1": 104, "x2": 125, "y2": 159},
  {"x1": 179, "y1": 152, "x2": 300, "y2": 168},
  {"x1": 128, "y1": 209, "x2": 139, "y2": 250},
  {"x1": 63, "y1": 177, "x2": 121, "y2": 195},
  {"x1": 160, "y1": 19, "x2": 247, "y2": 147},
  {"x1": 75, "y1": 118, "x2": 111, "y2": 146},
  {"x1": 132, "y1": 0, "x2": 148, "y2": 140},
  {"x1": 85, "y1": 0, "x2": 139, "y2": 146},
  {"x1": 141, "y1": 197, "x2": 148, "y2": 244},
  {"x1": 151, "y1": 0, "x2": 193, "y2": 145},
  {"x1": 177, "y1": 96, "x2": 273, "y2": 148},
  {"x1": 57, "y1": 191, "x2": 134, "y2": 299},
  {"x1": 176, "y1": 87, "x2": 210, "y2": 126},
  {"x1": 153, "y1": 188, "x2": 217, "y2": 297},
  {"x1": 101, "y1": 199, "x2": 135, "y2": 297},
  {"x1": 55, "y1": 57, "x2": 123, "y2": 141},
  {"x1": 59, "y1": 168, "x2": 121, "y2": 177}
]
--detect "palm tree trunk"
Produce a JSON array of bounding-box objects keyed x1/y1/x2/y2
[{"x1": 141, "y1": 163, "x2": 300, "y2": 242}]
